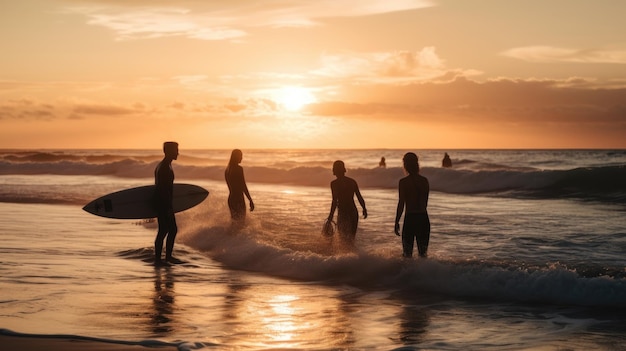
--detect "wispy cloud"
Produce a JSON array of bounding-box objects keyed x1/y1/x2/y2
[
  {"x1": 65, "y1": 6, "x2": 246, "y2": 41},
  {"x1": 72, "y1": 103, "x2": 140, "y2": 116},
  {"x1": 0, "y1": 99, "x2": 56, "y2": 121},
  {"x1": 62, "y1": 0, "x2": 434, "y2": 41},
  {"x1": 311, "y1": 47, "x2": 480, "y2": 83},
  {"x1": 501, "y1": 46, "x2": 626, "y2": 64}
]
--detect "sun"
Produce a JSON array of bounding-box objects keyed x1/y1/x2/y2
[{"x1": 274, "y1": 86, "x2": 317, "y2": 111}]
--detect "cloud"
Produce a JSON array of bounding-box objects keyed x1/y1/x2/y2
[
  {"x1": 0, "y1": 97, "x2": 150, "y2": 121},
  {"x1": 73, "y1": 103, "x2": 140, "y2": 116},
  {"x1": 70, "y1": 6, "x2": 246, "y2": 41},
  {"x1": 501, "y1": 46, "x2": 626, "y2": 64},
  {"x1": 170, "y1": 98, "x2": 278, "y2": 118},
  {"x1": 2, "y1": 74, "x2": 625, "y2": 148},
  {"x1": 0, "y1": 99, "x2": 56, "y2": 121},
  {"x1": 306, "y1": 77, "x2": 626, "y2": 127},
  {"x1": 311, "y1": 47, "x2": 481, "y2": 84},
  {"x1": 62, "y1": 0, "x2": 434, "y2": 41},
  {"x1": 307, "y1": 102, "x2": 383, "y2": 116},
  {"x1": 3, "y1": 46, "x2": 623, "y2": 139}
]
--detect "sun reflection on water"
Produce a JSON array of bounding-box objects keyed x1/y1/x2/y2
[
  {"x1": 225, "y1": 284, "x2": 348, "y2": 350},
  {"x1": 255, "y1": 293, "x2": 308, "y2": 346}
]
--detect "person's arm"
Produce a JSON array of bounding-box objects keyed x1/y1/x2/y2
[
  {"x1": 394, "y1": 180, "x2": 405, "y2": 236},
  {"x1": 241, "y1": 167, "x2": 254, "y2": 212},
  {"x1": 425, "y1": 179, "x2": 430, "y2": 208},
  {"x1": 155, "y1": 162, "x2": 173, "y2": 210},
  {"x1": 354, "y1": 183, "x2": 367, "y2": 219},
  {"x1": 328, "y1": 183, "x2": 337, "y2": 221}
]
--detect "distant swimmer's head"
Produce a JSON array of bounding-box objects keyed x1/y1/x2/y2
[
  {"x1": 163, "y1": 141, "x2": 179, "y2": 160},
  {"x1": 403, "y1": 152, "x2": 419, "y2": 175},
  {"x1": 332, "y1": 160, "x2": 346, "y2": 176}
]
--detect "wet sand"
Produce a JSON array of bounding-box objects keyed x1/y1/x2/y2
[{"x1": 0, "y1": 334, "x2": 181, "y2": 351}]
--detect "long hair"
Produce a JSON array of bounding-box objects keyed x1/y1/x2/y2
[
  {"x1": 228, "y1": 149, "x2": 242, "y2": 167},
  {"x1": 403, "y1": 152, "x2": 419, "y2": 175}
]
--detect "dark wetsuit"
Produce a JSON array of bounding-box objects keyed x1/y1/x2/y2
[
  {"x1": 402, "y1": 213, "x2": 430, "y2": 257},
  {"x1": 225, "y1": 164, "x2": 247, "y2": 221},
  {"x1": 330, "y1": 176, "x2": 364, "y2": 243},
  {"x1": 397, "y1": 174, "x2": 430, "y2": 257},
  {"x1": 155, "y1": 160, "x2": 177, "y2": 261}
]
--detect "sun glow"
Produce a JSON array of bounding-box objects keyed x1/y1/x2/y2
[{"x1": 274, "y1": 86, "x2": 317, "y2": 111}]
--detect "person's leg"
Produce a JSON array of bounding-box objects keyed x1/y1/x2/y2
[
  {"x1": 401, "y1": 232, "x2": 414, "y2": 257},
  {"x1": 337, "y1": 220, "x2": 348, "y2": 244},
  {"x1": 228, "y1": 195, "x2": 246, "y2": 222},
  {"x1": 336, "y1": 213, "x2": 348, "y2": 237},
  {"x1": 416, "y1": 214, "x2": 431, "y2": 257},
  {"x1": 154, "y1": 214, "x2": 168, "y2": 263},
  {"x1": 401, "y1": 215, "x2": 416, "y2": 257},
  {"x1": 346, "y1": 210, "x2": 359, "y2": 244},
  {"x1": 164, "y1": 213, "x2": 179, "y2": 262},
  {"x1": 350, "y1": 213, "x2": 359, "y2": 242},
  {"x1": 337, "y1": 210, "x2": 358, "y2": 245}
]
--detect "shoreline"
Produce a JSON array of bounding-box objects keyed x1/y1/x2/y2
[{"x1": 0, "y1": 330, "x2": 182, "y2": 351}]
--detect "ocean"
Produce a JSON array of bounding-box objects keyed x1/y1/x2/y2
[{"x1": 1, "y1": 149, "x2": 625, "y2": 350}]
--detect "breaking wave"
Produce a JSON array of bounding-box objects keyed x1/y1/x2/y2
[{"x1": 1, "y1": 151, "x2": 625, "y2": 203}]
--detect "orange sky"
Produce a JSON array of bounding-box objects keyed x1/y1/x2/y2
[{"x1": 1, "y1": 0, "x2": 625, "y2": 149}]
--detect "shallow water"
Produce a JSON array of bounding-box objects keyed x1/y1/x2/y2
[{"x1": 1, "y1": 149, "x2": 626, "y2": 350}]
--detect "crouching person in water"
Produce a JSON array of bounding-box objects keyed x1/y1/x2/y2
[
  {"x1": 327, "y1": 160, "x2": 367, "y2": 245},
  {"x1": 394, "y1": 152, "x2": 430, "y2": 258}
]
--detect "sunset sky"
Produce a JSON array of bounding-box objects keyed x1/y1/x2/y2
[{"x1": 1, "y1": 0, "x2": 625, "y2": 149}]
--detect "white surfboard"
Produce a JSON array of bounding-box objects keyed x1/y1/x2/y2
[{"x1": 82, "y1": 183, "x2": 209, "y2": 219}]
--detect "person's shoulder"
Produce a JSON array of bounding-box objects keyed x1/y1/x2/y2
[
  {"x1": 398, "y1": 175, "x2": 411, "y2": 185},
  {"x1": 349, "y1": 177, "x2": 360, "y2": 188},
  {"x1": 155, "y1": 160, "x2": 165, "y2": 172}
]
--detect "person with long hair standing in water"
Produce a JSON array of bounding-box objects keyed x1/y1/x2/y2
[
  {"x1": 394, "y1": 152, "x2": 430, "y2": 258},
  {"x1": 225, "y1": 149, "x2": 254, "y2": 223},
  {"x1": 154, "y1": 141, "x2": 182, "y2": 265},
  {"x1": 327, "y1": 160, "x2": 367, "y2": 245}
]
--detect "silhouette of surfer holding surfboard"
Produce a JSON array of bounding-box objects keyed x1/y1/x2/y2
[{"x1": 154, "y1": 141, "x2": 183, "y2": 266}]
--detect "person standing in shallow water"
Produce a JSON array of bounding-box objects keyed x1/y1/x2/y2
[
  {"x1": 395, "y1": 152, "x2": 430, "y2": 258},
  {"x1": 327, "y1": 160, "x2": 367, "y2": 245},
  {"x1": 154, "y1": 141, "x2": 182, "y2": 265},
  {"x1": 225, "y1": 149, "x2": 254, "y2": 222}
]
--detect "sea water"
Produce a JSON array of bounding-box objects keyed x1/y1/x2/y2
[{"x1": 0, "y1": 149, "x2": 625, "y2": 350}]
